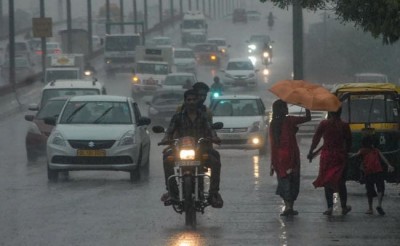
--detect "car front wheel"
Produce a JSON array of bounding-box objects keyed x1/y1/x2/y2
[{"x1": 47, "y1": 164, "x2": 58, "y2": 182}]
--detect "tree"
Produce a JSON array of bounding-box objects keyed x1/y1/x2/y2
[{"x1": 260, "y1": 0, "x2": 400, "y2": 44}]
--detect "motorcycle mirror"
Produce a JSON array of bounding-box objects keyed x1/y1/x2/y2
[
  {"x1": 212, "y1": 122, "x2": 223, "y2": 130},
  {"x1": 152, "y1": 126, "x2": 165, "y2": 133}
]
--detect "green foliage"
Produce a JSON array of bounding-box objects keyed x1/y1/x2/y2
[{"x1": 260, "y1": 0, "x2": 400, "y2": 44}]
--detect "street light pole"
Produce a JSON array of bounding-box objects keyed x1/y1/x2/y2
[
  {"x1": 87, "y1": 0, "x2": 93, "y2": 57},
  {"x1": 133, "y1": 0, "x2": 137, "y2": 32},
  {"x1": 106, "y1": 0, "x2": 110, "y2": 34},
  {"x1": 120, "y1": 0, "x2": 124, "y2": 33},
  {"x1": 292, "y1": 1, "x2": 304, "y2": 80},
  {"x1": 66, "y1": 0, "x2": 72, "y2": 53},
  {"x1": 40, "y1": 0, "x2": 46, "y2": 82},
  {"x1": 8, "y1": 0, "x2": 15, "y2": 86}
]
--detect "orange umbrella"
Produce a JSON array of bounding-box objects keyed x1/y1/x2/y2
[{"x1": 268, "y1": 80, "x2": 341, "y2": 112}]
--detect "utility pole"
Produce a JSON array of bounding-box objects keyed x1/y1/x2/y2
[
  {"x1": 58, "y1": 0, "x2": 63, "y2": 21},
  {"x1": 196, "y1": 0, "x2": 199, "y2": 10},
  {"x1": 66, "y1": 0, "x2": 72, "y2": 53},
  {"x1": 106, "y1": 0, "x2": 111, "y2": 34},
  {"x1": 202, "y1": 0, "x2": 205, "y2": 14},
  {"x1": 87, "y1": 0, "x2": 93, "y2": 57},
  {"x1": 179, "y1": 0, "x2": 183, "y2": 16},
  {"x1": 292, "y1": 1, "x2": 304, "y2": 80},
  {"x1": 208, "y1": 0, "x2": 211, "y2": 18},
  {"x1": 133, "y1": 0, "x2": 137, "y2": 32},
  {"x1": 8, "y1": 0, "x2": 15, "y2": 86},
  {"x1": 120, "y1": 0, "x2": 124, "y2": 33},
  {"x1": 170, "y1": 0, "x2": 174, "y2": 18},
  {"x1": 159, "y1": 0, "x2": 163, "y2": 34},
  {"x1": 40, "y1": 0, "x2": 46, "y2": 83},
  {"x1": 144, "y1": 0, "x2": 148, "y2": 31},
  {"x1": 189, "y1": 0, "x2": 192, "y2": 11},
  {"x1": 0, "y1": 0, "x2": 4, "y2": 40}
]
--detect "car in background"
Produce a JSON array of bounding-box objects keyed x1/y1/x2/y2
[
  {"x1": 24, "y1": 97, "x2": 68, "y2": 162},
  {"x1": 210, "y1": 95, "x2": 268, "y2": 155},
  {"x1": 246, "y1": 10, "x2": 261, "y2": 21},
  {"x1": 207, "y1": 37, "x2": 230, "y2": 57},
  {"x1": 145, "y1": 89, "x2": 185, "y2": 126},
  {"x1": 354, "y1": 73, "x2": 388, "y2": 83},
  {"x1": 193, "y1": 43, "x2": 221, "y2": 66},
  {"x1": 5, "y1": 41, "x2": 32, "y2": 62},
  {"x1": 149, "y1": 36, "x2": 173, "y2": 48},
  {"x1": 247, "y1": 34, "x2": 273, "y2": 65},
  {"x1": 162, "y1": 72, "x2": 197, "y2": 89},
  {"x1": 185, "y1": 31, "x2": 207, "y2": 48},
  {"x1": 35, "y1": 41, "x2": 62, "y2": 56},
  {"x1": 30, "y1": 79, "x2": 106, "y2": 110},
  {"x1": 288, "y1": 105, "x2": 326, "y2": 142},
  {"x1": 221, "y1": 58, "x2": 259, "y2": 88},
  {"x1": 173, "y1": 47, "x2": 196, "y2": 73},
  {"x1": 46, "y1": 95, "x2": 151, "y2": 182},
  {"x1": 1, "y1": 56, "x2": 35, "y2": 83},
  {"x1": 233, "y1": 8, "x2": 247, "y2": 23}
]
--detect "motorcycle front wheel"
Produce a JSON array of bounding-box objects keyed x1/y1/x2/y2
[{"x1": 184, "y1": 176, "x2": 196, "y2": 228}]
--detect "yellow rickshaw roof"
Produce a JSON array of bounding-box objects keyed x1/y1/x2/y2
[{"x1": 333, "y1": 82, "x2": 399, "y2": 93}]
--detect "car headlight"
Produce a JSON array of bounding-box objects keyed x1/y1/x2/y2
[
  {"x1": 28, "y1": 123, "x2": 41, "y2": 135},
  {"x1": 210, "y1": 55, "x2": 217, "y2": 60},
  {"x1": 119, "y1": 130, "x2": 135, "y2": 146},
  {"x1": 149, "y1": 107, "x2": 159, "y2": 115},
  {"x1": 106, "y1": 59, "x2": 112, "y2": 64},
  {"x1": 132, "y1": 76, "x2": 140, "y2": 84},
  {"x1": 180, "y1": 149, "x2": 195, "y2": 160},
  {"x1": 263, "y1": 52, "x2": 269, "y2": 58},
  {"x1": 248, "y1": 73, "x2": 255, "y2": 78},
  {"x1": 84, "y1": 70, "x2": 92, "y2": 76},
  {"x1": 51, "y1": 132, "x2": 66, "y2": 146},
  {"x1": 221, "y1": 48, "x2": 226, "y2": 53},
  {"x1": 251, "y1": 137, "x2": 260, "y2": 145},
  {"x1": 249, "y1": 121, "x2": 261, "y2": 132}
]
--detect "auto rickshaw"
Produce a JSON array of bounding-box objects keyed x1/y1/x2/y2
[{"x1": 332, "y1": 82, "x2": 400, "y2": 183}]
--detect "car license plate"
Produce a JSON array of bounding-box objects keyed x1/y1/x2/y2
[
  {"x1": 175, "y1": 160, "x2": 201, "y2": 167},
  {"x1": 77, "y1": 149, "x2": 106, "y2": 157}
]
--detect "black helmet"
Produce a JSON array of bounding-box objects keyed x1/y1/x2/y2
[
  {"x1": 192, "y1": 81, "x2": 209, "y2": 92},
  {"x1": 213, "y1": 76, "x2": 220, "y2": 83}
]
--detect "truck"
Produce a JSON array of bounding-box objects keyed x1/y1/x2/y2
[
  {"x1": 44, "y1": 54, "x2": 85, "y2": 83},
  {"x1": 131, "y1": 46, "x2": 174, "y2": 96},
  {"x1": 103, "y1": 33, "x2": 142, "y2": 77},
  {"x1": 180, "y1": 11, "x2": 208, "y2": 45},
  {"x1": 58, "y1": 29, "x2": 89, "y2": 56}
]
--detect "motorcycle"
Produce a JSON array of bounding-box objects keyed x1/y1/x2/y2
[{"x1": 153, "y1": 122, "x2": 223, "y2": 228}]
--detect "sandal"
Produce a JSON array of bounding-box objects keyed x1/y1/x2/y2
[
  {"x1": 365, "y1": 209, "x2": 373, "y2": 215},
  {"x1": 342, "y1": 205, "x2": 352, "y2": 215},
  {"x1": 323, "y1": 209, "x2": 333, "y2": 216},
  {"x1": 280, "y1": 209, "x2": 292, "y2": 216},
  {"x1": 376, "y1": 206, "x2": 385, "y2": 216}
]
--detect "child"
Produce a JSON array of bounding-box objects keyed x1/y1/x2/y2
[{"x1": 351, "y1": 135, "x2": 395, "y2": 215}]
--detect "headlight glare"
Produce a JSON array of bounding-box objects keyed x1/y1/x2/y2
[{"x1": 180, "y1": 149, "x2": 195, "y2": 160}]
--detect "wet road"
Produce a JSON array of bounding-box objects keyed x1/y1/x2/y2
[{"x1": 1, "y1": 8, "x2": 400, "y2": 246}]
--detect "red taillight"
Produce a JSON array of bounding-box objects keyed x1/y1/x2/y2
[{"x1": 54, "y1": 49, "x2": 61, "y2": 54}]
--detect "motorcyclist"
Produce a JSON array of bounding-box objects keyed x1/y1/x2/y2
[
  {"x1": 84, "y1": 62, "x2": 96, "y2": 76},
  {"x1": 210, "y1": 76, "x2": 224, "y2": 99},
  {"x1": 268, "y1": 12, "x2": 274, "y2": 30},
  {"x1": 161, "y1": 89, "x2": 224, "y2": 208}
]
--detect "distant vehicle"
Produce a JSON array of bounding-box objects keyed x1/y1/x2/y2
[
  {"x1": 207, "y1": 37, "x2": 230, "y2": 57},
  {"x1": 210, "y1": 94, "x2": 268, "y2": 155},
  {"x1": 173, "y1": 47, "x2": 196, "y2": 73},
  {"x1": 193, "y1": 43, "x2": 221, "y2": 66},
  {"x1": 287, "y1": 105, "x2": 326, "y2": 142},
  {"x1": 162, "y1": 72, "x2": 197, "y2": 89},
  {"x1": 145, "y1": 89, "x2": 185, "y2": 126},
  {"x1": 35, "y1": 42, "x2": 62, "y2": 56},
  {"x1": 44, "y1": 54, "x2": 85, "y2": 84},
  {"x1": 24, "y1": 97, "x2": 68, "y2": 162},
  {"x1": 246, "y1": 10, "x2": 261, "y2": 21},
  {"x1": 104, "y1": 33, "x2": 142, "y2": 76},
  {"x1": 233, "y1": 8, "x2": 247, "y2": 23},
  {"x1": 354, "y1": 73, "x2": 389, "y2": 83},
  {"x1": 150, "y1": 36, "x2": 174, "y2": 48},
  {"x1": 1, "y1": 56, "x2": 35, "y2": 83},
  {"x1": 5, "y1": 41, "x2": 31, "y2": 62},
  {"x1": 181, "y1": 11, "x2": 208, "y2": 45},
  {"x1": 46, "y1": 95, "x2": 151, "y2": 182},
  {"x1": 221, "y1": 58, "x2": 259, "y2": 88},
  {"x1": 247, "y1": 34, "x2": 273, "y2": 65},
  {"x1": 31, "y1": 79, "x2": 106, "y2": 110}
]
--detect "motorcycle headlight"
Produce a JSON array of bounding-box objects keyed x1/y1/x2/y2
[
  {"x1": 212, "y1": 92, "x2": 220, "y2": 98},
  {"x1": 249, "y1": 121, "x2": 261, "y2": 132},
  {"x1": 248, "y1": 44, "x2": 256, "y2": 50},
  {"x1": 51, "y1": 132, "x2": 66, "y2": 146},
  {"x1": 106, "y1": 59, "x2": 111, "y2": 64},
  {"x1": 263, "y1": 52, "x2": 269, "y2": 58},
  {"x1": 180, "y1": 149, "x2": 195, "y2": 160},
  {"x1": 221, "y1": 48, "x2": 226, "y2": 53},
  {"x1": 263, "y1": 68, "x2": 269, "y2": 76},
  {"x1": 84, "y1": 70, "x2": 92, "y2": 76},
  {"x1": 119, "y1": 130, "x2": 135, "y2": 146},
  {"x1": 210, "y1": 55, "x2": 217, "y2": 60},
  {"x1": 132, "y1": 76, "x2": 140, "y2": 84}
]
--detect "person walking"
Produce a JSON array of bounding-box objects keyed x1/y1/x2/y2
[
  {"x1": 350, "y1": 135, "x2": 394, "y2": 215},
  {"x1": 269, "y1": 99, "x2": 311, "y2": 216},
  {"x1": 308, "y1": 108, "x2": 352, "y2": 216}
]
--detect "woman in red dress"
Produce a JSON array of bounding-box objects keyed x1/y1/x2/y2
[
  {"x1": 269, "y1": 100, "x2": 311, "y2": 216},
  {"x1": 308, "y1": 108, "x2": 352, "y2": 216}
]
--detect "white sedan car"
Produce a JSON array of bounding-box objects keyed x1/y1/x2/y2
[
  {"x1": 46, "y1": 95, "x2": 151, "y2": 182},
  {"x1": 210, "y1": 95, "x2": 268, "y2": 155},
  {"x1": 221, "y1": 58, "x2": 259, "y2": 88}
]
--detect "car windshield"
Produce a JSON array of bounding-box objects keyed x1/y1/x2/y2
[
  {"x1": 41, "y1": 89, "x2": 100, "y2": 107},
  {"x1": 164, "y1": 75, "x2": 195, "y2": 86},
  {"x1": 341, "y1": 94, "x2": 399, "y2": 123},
  {"x1": 227, "y1": 61, "x2": 253, "y2": 70},
  {"x1": 194, "y1": 44, "x2": 217, "y2": 52},
  {"x1": 212, "y1": 99, "x2": 261, "y2": 116},
  {"x1": 36, "y1": 99, "x2": 67, "y2": 119},
  {"x1": 208, "y1": 39, "x2": 226, "y2": 46},
  {"x1": 152, "y1": 91, "x2": 184, "y2": 105},
  {"x1": 182, "y1": 20, "x2": 205, "y2": 29},
  {"x1": 137, "y1": 63, "x2": 169, "y2": 74},
  {"x1": 174, "y1": 50, "x2": 194, "y2": 58},
  {"x1": 46, "y1": 70, "x2": 79, "y2": 82},
  {"x1": 60, "y1": 101, "x2": 132, "y2": 124}
]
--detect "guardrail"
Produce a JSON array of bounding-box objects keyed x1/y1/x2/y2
[{"x1": 0, "y1": 14, "x2": 182, "y2": 97}]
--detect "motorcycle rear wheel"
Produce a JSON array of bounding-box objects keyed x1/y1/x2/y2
[{"x1": 184, "y1": 176, "x2": 196, "y2": 228}]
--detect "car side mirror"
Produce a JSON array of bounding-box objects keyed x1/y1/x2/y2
[
  {"x1": 138, "y1": 116, "x2": 151, "y2": 126},
  {"x1": 24, "y1": 115, "x2": 34, "y2": 121},
  {"x1": 44, "y1": 117, "x2": 57, "y2": 126}
]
